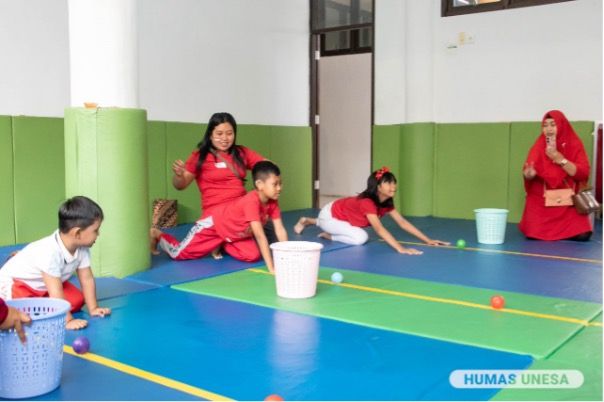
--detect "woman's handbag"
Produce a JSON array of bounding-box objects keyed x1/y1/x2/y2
[
  {"x1": 572, "y1": 186, "x2": 600, "y2": 215},
  {"x1": 152, "y1": 199, "x2": 178, "y2": 228},
  {"x1": 544, "y1": 186, "x2": 574, "y2": 207}
]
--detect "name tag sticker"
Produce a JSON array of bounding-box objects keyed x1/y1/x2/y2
[{"x1": 215, "y1": 162, "x2": 227, "y2": 168}]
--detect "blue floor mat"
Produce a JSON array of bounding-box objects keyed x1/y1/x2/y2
[
  {"x1": 127, "y1": 252, "x2": 258, "y2": 287},
  {"x1": 318, "y1": 240, "x2": 602, "y2": 303},
  {"x1": 383, "y1": 215, "x2": 602, "y2": 261},
  {"x1": 69, "y1": 276, "x2": 160, "y2": 302},
  {"x1": 22, "y1": 353, "x2": 203, "y2": 401},
  {"x1": 64, "y1": 287, "x2": 533, "y2": 401}
]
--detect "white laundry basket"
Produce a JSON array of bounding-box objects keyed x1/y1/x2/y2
[
  {"x1": 474, "y1": 208, "x2": 509, "y2": 244},
  {"x1": 0, "y1": 297, "x2": 70, "y2": 399},
  {"x1": 270, "y1": 241, "x2": 324, "y2": 299}
]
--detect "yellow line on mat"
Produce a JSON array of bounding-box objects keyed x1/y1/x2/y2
[
  {"x1": 63, "y1": 346, "x2": 233, "y2": 401},
  {"x1": 248, "y1": 269, "x2": 602, "y2": 327},
  {"x1": 393, "y1": 240, "x2": 602, "y2": 264}
]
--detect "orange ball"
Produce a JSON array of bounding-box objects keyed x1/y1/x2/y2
[
  {"x1": 490, "y1": 295, "x2": 505, "y2": 309},
  {"x1": 264, "y1": 395, "x2": 284, "y2": 401}
]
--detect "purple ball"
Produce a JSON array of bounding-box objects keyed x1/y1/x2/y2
[{"x1": 72, "y1": 336, "x2": 90, "y2": 354}]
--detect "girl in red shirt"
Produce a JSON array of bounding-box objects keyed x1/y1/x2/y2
[
  {"x1": 519, "y1": 110, "x2": 593, "y2": 241},
  {"x1": 294, "y1": 168, "x2": 449, "y2": 254}
]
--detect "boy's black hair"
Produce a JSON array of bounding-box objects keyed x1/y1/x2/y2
[
  {"x1": 358, "y1": 169, "x2": 397, "y2": 209},
  {"x1": 59, "y1": 196, "x2": 104, "y2": 233},
  {"x1": 252, "y1": 160, "x2": 281, "y2": 184}
]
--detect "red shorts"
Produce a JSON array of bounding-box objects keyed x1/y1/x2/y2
[{"x1": 12, "y1": 279, "x2": 85, "y2": 313}]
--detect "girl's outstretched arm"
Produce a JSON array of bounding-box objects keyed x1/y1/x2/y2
[
  {"x1": 367, "y1": 214, "x2": 423, "y2": 255},
  {"x1": 388, "y1": 210, "x2": 450, "y2": 246}
]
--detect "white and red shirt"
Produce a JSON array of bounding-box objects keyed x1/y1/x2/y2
[
  {"x1": 184, "y1": 146, "x2": 264, "y2": 215},
  {"x1": 331, "y1": 196, "x2": 393, "y2": 228},
  {"x1": 0, "y1": 231, "x2": 90, "y2": 298}
]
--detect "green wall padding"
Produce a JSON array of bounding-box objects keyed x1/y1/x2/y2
[
  {"x1": 400, "y1": 123, "x2": 434, "y2": 216},
  {"x1": 165, "y1": 122, "x2": 204, "y2": 223},
  {"x1": 64, "y1": 108, "x2": 150, "y2": 278},
  {"x1": 3, "y1": 116, "x2": 594, "y2": 247},
  {"x1": 12, "y1": 116, "x2": 65, "y2": 244},
  {"x1": 508, "y1": 122, "x2": 541, "y2": 223},
  {"x1": 372, "y1": 125, "x2": 401, "y2": 209},
  {"x1": 434, "y1": 123, "x2": 511, "y2": 219},
  {"x1": 572, "y1": 121, "x2": 595, "y2": 167},
  {"x1": 238, "y1": 124, "x2": 272, "y2": 191},
  {"x1": 0, "y1": 116, "x2": 15, "y2": 245},
  {"x1": 147, "y1": 121, "x2": 167, "y2": 221},
  {"x1": 270, "y1": 126, "x2": 312, "y2": 211}
]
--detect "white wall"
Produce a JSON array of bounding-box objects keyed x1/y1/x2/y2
[
  {"x1": 0, "y1": 0, "x2": 70, "y2": 117},
  {"x1": 0, "y1": 0, "x2": 309, "y2": 126},
  {"x1": 137, "y1": 0, "x2": 309, "y2": 125},
  {"x1": 375, "y1": 0, "x2": 407, "y2": 124},
  {"x1": 376, "y1": 0, "x2": 603, "y2": 124}
]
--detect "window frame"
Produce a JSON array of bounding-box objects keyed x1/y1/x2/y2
[
  {"x1": 311, "y1": 0, "x2": 373, "y2": 56},
  {"x1": 319, "y1": 24, "x2": 373, "y2": 56},
  {"x1": 442, "y1": 0, "x2": 575, "y2": 17}
]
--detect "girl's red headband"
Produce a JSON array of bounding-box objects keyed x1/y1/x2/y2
[{"x1": 375, "y1": 166, "x2": 390, "y2": 180}]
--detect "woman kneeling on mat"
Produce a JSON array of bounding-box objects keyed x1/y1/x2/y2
[
  {"x1": 294, "y1": 167, "x2": 449, "y2": 254},
  {"x1": 519, "y1": 110, "x2": 593, "y2": 241}
]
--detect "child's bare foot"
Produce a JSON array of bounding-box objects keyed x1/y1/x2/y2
[
  {"x1": 294, "y1": 217, "x2": 307, "y2": 234},
  {"x1": 294, "y1": 217, "x2": 315, "y2": 234},
  {"x1": 318, "y1": 232, "x2": 332, "y2": 241},
  {"x1": 150, "y1": 228, "x2": 162, "y2": 255},
  {"x1": 211, "y1": 247, "x2": 223, "y2": 260}
]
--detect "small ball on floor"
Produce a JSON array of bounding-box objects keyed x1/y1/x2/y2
[
  {"x1": 331, "y1": 272, "x2": 344, "y2": 283},
  {"x1": 73, "y1": 336, "x2": 90, "y2": 354},
  {"x1": 490, "y1": 295, "x2": 505, "y2": 309}
]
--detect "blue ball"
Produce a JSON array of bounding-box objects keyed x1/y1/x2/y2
[
  {"x1": 73, "y1": 336, "x2": 90, "y2": 354},
  {"x1": 331, "y1": 272, "x2": 343, "y2": 283}
]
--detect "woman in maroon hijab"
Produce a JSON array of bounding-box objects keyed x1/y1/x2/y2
[{"x1": 519, "y1": 110, "x2": 592, "y2": 241}]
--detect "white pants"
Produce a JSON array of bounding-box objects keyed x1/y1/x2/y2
[
  {"x1": 0, "y1": 276, "x2": 13, "y2": 300},
  {"x1": 317, "y1": 202, "x2": 369, "y2": 245}
]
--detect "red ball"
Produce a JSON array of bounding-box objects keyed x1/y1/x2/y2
[
  {"x1": 264, "y1": 395, "x2": 284, "y2": 401},
  {"x1": 490, "y1": 295, "x2": 505, "y2": 309}
]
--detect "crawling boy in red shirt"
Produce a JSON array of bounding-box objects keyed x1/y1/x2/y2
[{"x1": 151, "y1": 161, "x2": 288, "y2": 272}]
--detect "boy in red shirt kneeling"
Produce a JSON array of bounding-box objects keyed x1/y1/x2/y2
[{"x1": 151, "y1": 161, "x2": 288, "y2": 272}]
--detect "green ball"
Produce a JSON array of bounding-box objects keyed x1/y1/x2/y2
[{"x1": 456, "y1": 239, "x2": 466, "y2": 249}]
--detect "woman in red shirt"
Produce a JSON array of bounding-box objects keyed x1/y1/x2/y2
[
  {"x1": 294, "y1": 167, "x2": 449, "y2": 254},
  {"x1": 519, "y1": 110, "x2": 592, "y2": 241},
  {"x1": 159, "y1": 113, "x2": 267, "y2": 257},
  {"x1": 171, "y1": 112, "x2": 265, "y2": 215}
]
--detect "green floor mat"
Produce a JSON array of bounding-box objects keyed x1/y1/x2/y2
[
  {"x1": 172, "y1": 267, "x2": 602, "y2": 359},
  {"x1": 492, "y1": 319, "x2": 602, "y2": 401}
]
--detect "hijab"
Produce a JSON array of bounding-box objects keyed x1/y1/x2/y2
[{"x1": 525, "y1": 110, "x2": 587, "y2": 188}]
